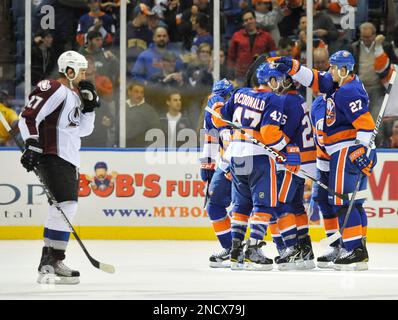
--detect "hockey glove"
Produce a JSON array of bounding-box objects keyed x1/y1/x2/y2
[
  {"x1": 223, "y1": 165, "x2": 232, "y2": 181},
  {"x1": 21, "y1": 138, "x2": 43, "y2": 172},
  {"x1": 78, "y1": 80, "x2": 101, "y2": 113},
  {"x1": 348, "y1": 145, "x2": 377, "y2": 176},
  {"x1": 273, "y1": 57, "x2": 301, "y2": 75},
  {"x1": 207, "y1": 94, "x2": 225, "y2": 110},
  {"x1": 200, "y1": 158, "x2": 216, "y2": 183},
  {"x1": 278, "y1": 145, "x2": 301, "y2": 174}
]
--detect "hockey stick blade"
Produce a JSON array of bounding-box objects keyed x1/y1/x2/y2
[{"x1": 99, "y1": 262, "x2": 116, "y2": 274}]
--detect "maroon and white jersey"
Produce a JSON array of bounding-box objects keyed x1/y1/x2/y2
[{"x1": 19, "y1": 79, "x2": 95, "y2": 168}]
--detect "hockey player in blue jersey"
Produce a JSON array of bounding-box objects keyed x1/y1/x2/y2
[
  {"x1": 211, "y1": 63, "x2": 300, "y2": 271},
  {"x1": 268, "y1": 73, "x2": 317, "y2": 270},
  {"x1": 274, "y1": 51, "x2": 377, "y2": 270},
  {"x1": 310, "y1": 95, "x2": 341, "y2": 268},
  {"x1": 200, "y1": 79, "x2": 234, "y2": 268}
]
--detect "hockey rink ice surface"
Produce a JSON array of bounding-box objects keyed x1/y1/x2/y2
[{"x1": 0, "y1": 240, "x2": 398, "y2": 300}]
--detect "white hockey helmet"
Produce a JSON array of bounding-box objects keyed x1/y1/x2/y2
[{"x1": 58, "y1": 50, "x2": 88, "y2": 82}]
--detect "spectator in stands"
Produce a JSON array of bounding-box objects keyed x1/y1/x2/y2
[
  {"x1": 185, "y1": 43, "x2": 213, "y2": 90},
  {"x1": 160, "y1": 91, "x2": 193, "y2": 148},
  {"x1": 269, "y1": 37, "x2": 294, "y2": 57},
  {"x1": 148, "y1": 51, "x2": 184, "y2": 88},
  {"x1": 223, "y1": 0, "x2": 251, "y2": 42},
  {"x1": 292, "y1": 16, "x2": 327, "y2": 64},
  {"x1": 277, "y1": 0, "x2": 304, "y2": 38},
  {"x1": 220, "y1": 48, "x2": 235, "y2": 80},
  {"x1": 351, "y1": 22, "x2": 398, "y2": 120},
  {"x1": 381, "y1": 120, "x2": 398, "y2": 148},
  {"x1": 126, "y1": 3, "x2": 155, "y2": 68},
  {"x1": 76, "y1": 0, "x2": 116, "y2": 47},
  {"x1": 131, "y1": 26, "x2": 184, "y2": 85},
  {"x1": 31, "y1": 29, "x2": 56, "y2": 86},
  {"x1": 228, "y1": 9, "x2": 276, "y2": 83},
  {"x1": 0, "y1": 90, "x2": 19, "y2": 146},
  {"x1": 161, "y1": 0, "x2": 184, "y2": 43},
  {"x1": 126, "y1": 82, "x2": 161, "y2": 147},
  {"x1": 82, "y1": 56, "x2": 114, "y2": 147},
  {"x1": 313, "y1": 3, "x2": 339, "y2": 51},
  {"x1": 179, "y1": 0, "x2": 212, "y2": 50},
  {"x1": 191, "y1": 13, "x2": 213, "y2": 54},
  {"x1": 313, "y1": 47, "x2": 330, "y2": 71},
  {"x1": 253, "y1": 0, "x2": 283, "y2": 45},
  {"x1": 79, "y1": 30, "x2": 118, "y2": 83}
]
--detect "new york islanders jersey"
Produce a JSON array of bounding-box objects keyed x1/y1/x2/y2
[
  {"x1": 19, "y1": 79, "x2": 95, "y2": 168},
  {"x1": 279, "y1": 91, "x2": 317, "y2": 177},
  {"x1": 201, "y1": 94, "x2": 232, "y2": 172},
  {"x1": 311, "y1": 95, "x2": 330, "y2": 172},
  {"x1": 212, "y1": 87, "x2": 287, "y2": 158},
  {"x1": 291, "y1": 67, "x2": 375, "y2": 155}
]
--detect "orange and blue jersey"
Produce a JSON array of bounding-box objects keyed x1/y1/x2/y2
[
  {"x1": 202, "y1": 94, "x2": 232, "y2": 171},
  {"x1": 291, "y1": 66, "x2": 375, "y2": 155},
  {"x1": 280, "y1": 90, "x2": 316, "y2": 177},
  {"x1": 212, "y1": 87, "x2": 287, "y2": 158},
  {"x1": 310, "y1": 95, "x2": 331, "y2": 172}
]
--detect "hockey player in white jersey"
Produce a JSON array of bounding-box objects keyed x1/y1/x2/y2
[{"x1": 18, "y1": 51, "x2": 100, "y2": 284}]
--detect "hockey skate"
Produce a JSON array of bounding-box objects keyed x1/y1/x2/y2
[
  {"x1": 230, "y1": 239, "x2": 245, "y2": 270},
  {"x1": 37, "y1": 247, "x2": 80, "y2": 285},
  {"x1": 274, "y1": 247, "x2": 286, "y2": 264},
  {"x1": 317, "y1": 245, "x2": 341, "y2": 269},
  {"x1": 297, "y1": 236, "x2": 315, "y2": 270},
  {"x1": 244, "y1": 240, "x2": 273, "y2": 271},
  {"x1": 276, "y1": 244, "x2": 302, "y2": 271},
  {"x1": 209, "y1": 248, "x2": 231, "y2": 268},
  {"x1": 332, "y1": 246, "x2": 369, "y2": 271}
]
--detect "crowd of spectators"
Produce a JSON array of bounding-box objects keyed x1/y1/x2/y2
[{"x1": 2, "y1": 0, "x2": 398, "y2": 149}]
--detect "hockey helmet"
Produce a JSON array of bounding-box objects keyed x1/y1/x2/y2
[
  {"x1": 58, "y1": 51, "x2": 88, "y2": 81},
  {"x1": 329, "y1": 50, "x2": 355, "y2": 72},
  {"x1": 256, "y1": 62, "x2": 285, "y2": 85},
  {"x1": 212, "y1": 78, "x2": 234, "y2": 97}
]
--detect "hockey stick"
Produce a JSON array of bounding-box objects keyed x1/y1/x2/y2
[
  {"x1": 205, "y1": 106, "x2": 350, "y2": 201},
  {"x1": 203, "y1": 181, "x2": 210, "y2": 209},
  {"x1": 321, "y1": 70, "x2": 397, "y2": 247},
  {"x1": 0, "y1": 113, "x2": 115, "y2": 274}
]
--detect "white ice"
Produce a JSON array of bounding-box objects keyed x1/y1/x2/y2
[{"x1": 1, "y1": 240, "x2": 398, "y2": 300}]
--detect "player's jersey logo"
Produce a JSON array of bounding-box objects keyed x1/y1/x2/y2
[
  {"x1": 326, "y1": 98, "x2": 336, "y2": 127},
  {"x1": 37, "y1": 80, "x2": 51, "y2": 91},
  {"x1": 68, "y1": 107, "x2": 81, "y2": 127},
  {"x1": 315, "y1": 119, "x2": 325, "y2": 146}
]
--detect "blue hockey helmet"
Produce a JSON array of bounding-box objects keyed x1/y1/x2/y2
[
  {"x1": 256, "y1": 62, "x2": 286, "y2": 85},
  {"x1": 329, "y1": 50, "x2": 355, "y2": 72},
  {"x1": 211, "y1": 78, "x2": 234, "y2": 97}
]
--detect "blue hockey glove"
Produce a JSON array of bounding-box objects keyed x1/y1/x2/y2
[
  {"x1": 272, "y1": 57, "x2": 301, "y2": 75},
  {"x1": 278, "y1": 145, "x2": 301, "y2": 174},
  {"x1": 207, "y1": 94, "x2": 225, "y2": 109},
  {"x1": 200, "y1": 158, "x2": 216, "y2": 182},
  {"x1": 348, "y1": 145, "x2": 377, "y2": 176}
]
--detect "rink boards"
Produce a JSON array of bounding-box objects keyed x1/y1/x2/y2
[{"x1": 0, "y1": 149, "x2": 397, "y2": 242}]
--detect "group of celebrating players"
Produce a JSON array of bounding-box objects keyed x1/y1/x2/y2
[{"x1": 200, "y1": 50, "x2": 378, "y2": 272}]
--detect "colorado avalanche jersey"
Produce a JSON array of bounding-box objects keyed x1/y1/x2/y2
[
  {"x1": 279, "y1": 91, "x2": 317, "y2": 177},
  {"x1": 19, "y1": 79, "x2": 95, "y2": 168},
  {"x1": 212, "y1": 87, "x2": 287, "y2": 157},
  {"x1": 311, "y1": 95, "x2": 330, "y2": 172},
  {"x1": 292, "y1": 67, "x2": 375, "y2": 155}
]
